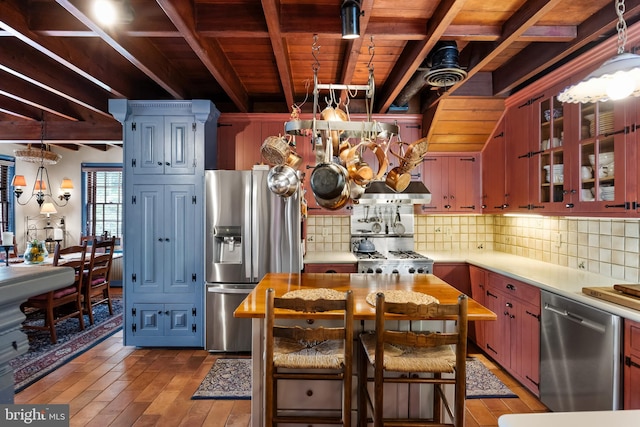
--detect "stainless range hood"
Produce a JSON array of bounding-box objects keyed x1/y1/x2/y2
[{"x1": 358, "y1": 181, "x2": 432, "y2": 204}]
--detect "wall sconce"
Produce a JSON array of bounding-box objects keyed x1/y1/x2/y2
[
  {"x1": 341, "y1": 0, "x2": 362, "y2": 39},
  {"x1": 60, "y1": 178, "x2": 74, "y2": 202}
]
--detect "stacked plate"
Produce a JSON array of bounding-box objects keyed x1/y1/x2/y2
[
  {"x1": 543, "y1": 164, "x2": 564, "y2": 183},
  {"x1": 601, "y1": 186, "x2": 615, "y2": 201}
]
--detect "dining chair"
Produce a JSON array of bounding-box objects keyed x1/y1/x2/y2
[
  {"x1": 358, "y1": 292, "x2": 468, "y2": 427},
  {"x1": 84, "y1": 238, "x2": 115, "y2": 325},
  {"x1": 22, "y1": 242, "x2": 88, "y2": 344},
  {"x1": 264, "y1": 287, "x2": 354, "y2": 426}
]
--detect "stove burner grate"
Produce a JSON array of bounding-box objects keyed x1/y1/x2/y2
[
  {"x1": 355, "y1": 251, "x2": 386, "y2": 260},
  {"x1": 388, "y1": 250, "x2": 428, "y2": 260}
]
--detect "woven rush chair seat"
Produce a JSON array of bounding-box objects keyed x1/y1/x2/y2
[
  {"x1": 360, "y1": 333, "x2": 456, "y2": 372},
  {"x1": 265, "y1": 287, "x2": 354, "y2": 426},
  {"x1": 358, "y1": 292, "x2": 468, "y2": 427},
  {"x1": 272, "y1": 337, "x2": 346, "y2": 369}
]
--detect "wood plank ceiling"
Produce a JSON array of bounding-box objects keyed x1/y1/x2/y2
[{"x1": 0, "y1": 0, "x2": 639, "y2": 152}]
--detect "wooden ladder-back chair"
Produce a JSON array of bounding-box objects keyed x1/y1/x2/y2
[
  {"x1": 22, "y1": 242, "x2": 88, "y2": 344},
  {"x1": 358, "y1": 292, "x2": 468, "y2": 427},
  {"x1": 265, "y1": 287, "x2": 354, "y2": 426},
  {"x1": 84, "y1": 238, "x2": 115, "y2": 325}
]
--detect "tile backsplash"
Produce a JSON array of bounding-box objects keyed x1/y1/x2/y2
[{"x1": 305, "y1": 213, "x2": 640, "y2": 283}]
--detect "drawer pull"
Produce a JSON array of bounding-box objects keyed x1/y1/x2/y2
[{"x1": 306, "y1": 389, "x2": 313, "y2": 397}]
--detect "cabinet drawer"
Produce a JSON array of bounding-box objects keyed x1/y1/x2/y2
[
  {"x1": 277, "y1": 378, "x2": 342, "y2": 410},
  {"x1": 488, "y1": 273, "x2": 540, "y2": 305}
]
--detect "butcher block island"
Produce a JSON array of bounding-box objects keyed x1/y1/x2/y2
[{"x1": 234, "y1": 272, "x2": 496, "y2": 426}]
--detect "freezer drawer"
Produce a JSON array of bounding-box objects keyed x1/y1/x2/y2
[{"x1": 205, "y1": 284, "x2": 253, "y2": 352}]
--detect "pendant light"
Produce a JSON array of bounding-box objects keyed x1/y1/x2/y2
[
  {"x1": 341, "y1": 0, "x2": 362, "y2": 39},
  {"x1": 558, "y1": 0, "x2": 640, "y2": 103}
]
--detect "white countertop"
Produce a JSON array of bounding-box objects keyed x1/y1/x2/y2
[
  {"x1": 303, "y1": 249, "x2": 640, "y2": 322},
  {"x1": 498, "y1": 410, "x2": 640, "y2": 427},
  {"x1": 303, "y1": 251, "x2": 357, "y2": 264}
]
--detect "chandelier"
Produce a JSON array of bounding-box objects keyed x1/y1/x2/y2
[
  {"x1": 11, "y1": 119, "x2": 73, "y2": 207},
  {"x1": 558, "y1": 0, "x2": 640, "y2": 103}
]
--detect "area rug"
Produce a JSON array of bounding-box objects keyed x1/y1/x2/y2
[
  {"x1": 10, "y1": 298, "x2": 123, "y2": 393},
  {"x1": 191, "y1": 357, "x2": 516, "y2": 400},
  {"x1": 466, "y1": 358, "x2": 518, "y2": 399},
  {"x1": 192, "y1": 358, "x2": 251, "y2": 400}
]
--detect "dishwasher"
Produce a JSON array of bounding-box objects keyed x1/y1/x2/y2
[{"x1": 540, "y1": 290, "x2": 622, "y2": 412}]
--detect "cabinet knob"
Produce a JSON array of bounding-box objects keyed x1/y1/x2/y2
[
  {"x1": 158, "y1": 238, "x2": 163, "y2": 242},
  {"x1": 505, "y1": 302, "x2": 513, "y2": 308},
  {"x1": 165, "y1": 162, "x2": 170, "y2": 166},
  {"x1": 306, "y1": 389, "x2": 313, "y2": 397},
  {"x1": 157, "y1": 162, "x2": 162, "y2": 166},
  {"x1": 165, "y1": 238, "x2": 170, "y2": 242}
]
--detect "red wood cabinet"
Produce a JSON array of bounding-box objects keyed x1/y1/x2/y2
[
  {"x1": 419, "y1": 153, "x2": 481, "y2": 214},
  {"x1": 625, "y1": 319, "x2": 640, "y2": 409},
  {"x1": 432, "y1": 262, "x2": 471, "y2": 295},
  {"x1": 481, "y1": 118, "x2": 508, "y2": 213},
  {"x1": 304, "y1": 263, "x2": 357, "y2": 273},
  {"x1": 469, "y1": 265, "x2": 487, "y2": 347},
  {"x1": 485, "y1": 272, "x2": 541, "y2": 396}
]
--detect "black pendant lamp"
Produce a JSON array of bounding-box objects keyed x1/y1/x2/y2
[{"x1": 341, "y1": 0, "x2": 362, "y2": 39}]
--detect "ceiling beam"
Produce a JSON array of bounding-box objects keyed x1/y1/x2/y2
[
  {"x1": 375, "y1": 0, "x2": 470, "y2": 113},
  {"x1": 157, "y1": 0, "x2": 250, "y2": 112},
  {"x1": 492, "y1": 0, "x2": 640, "y2": 96},
  {"x1": 0, "y1": 121, "x2": 122, "y2": 142},
  {"x1": 430, "y1": 0, "x2": 565, "y2": 107},
  {"x1": 55, "y1": 0, "x2": 190, "y2": 99},
  {"x1": 261, "y1": 0, "x2": 294, "y2": 112}
]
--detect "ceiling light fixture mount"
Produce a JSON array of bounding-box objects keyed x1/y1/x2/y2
[
  {"x1": 558, "y1": 0, "x2": 640, "y2": 103},
  {"x1": 341, "y1": 0, "x2": 363, "y2": 40},
  {"x1": 92, "y1": 0, "x2": 135, "y2": 26}
]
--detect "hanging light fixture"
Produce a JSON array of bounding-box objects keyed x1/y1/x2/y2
[
  {"x1": 12, "y1": 118, "x2": 73, "y2": 207},
  {"x1": 341, "y1": 0, "x2": 362, "y2": 39},
  {"x1": 558, "y1": 0, "x2": 640, "y2": 103}
]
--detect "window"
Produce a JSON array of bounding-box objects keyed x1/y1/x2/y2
[
  {"x1": 83, "y1": 164, "x2": 123, "y2": 238},
  {"x1": 0, "y1": 156, "x2": 15, "y2": 234}
]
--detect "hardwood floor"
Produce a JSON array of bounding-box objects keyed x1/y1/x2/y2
[{"x1": 15, "y1": 291, "x2": 548, "y2": 426}]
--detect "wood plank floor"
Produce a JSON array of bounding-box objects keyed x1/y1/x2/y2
[{"x1": 15, "y1": 294, "x2": 548, "y2": 426}]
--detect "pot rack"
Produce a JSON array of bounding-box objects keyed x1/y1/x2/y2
[{"x1": 284, "y1": 36, "x2": 399, "y2": 141}]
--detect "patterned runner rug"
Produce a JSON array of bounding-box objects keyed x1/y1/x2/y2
[
  {"x1": 466, "y1": 358, "x2": 518, "y2": 399},
  {"x1": 192, "y1": 358, "x2": 251, "y2": 400},
  {"x1": 10, "y1": 298, "x2": 123, "y2": 393},
  {"x1": 191, "y1": 356, "x2": 517, "y2": 400}
]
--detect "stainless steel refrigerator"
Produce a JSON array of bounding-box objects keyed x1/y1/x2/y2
[{"x1": 204, "y1": 167, "x2": 302, "y2": 351}]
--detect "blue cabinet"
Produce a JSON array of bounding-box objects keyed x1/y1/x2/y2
[{"x1": 109, "y1": 99, "x2": 219, "y2": 347}]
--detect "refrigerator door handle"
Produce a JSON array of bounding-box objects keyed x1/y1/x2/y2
[{"x1": 207, "y1": 286, "x2": 253, "y2": 295}]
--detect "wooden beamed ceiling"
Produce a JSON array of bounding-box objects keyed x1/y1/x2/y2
[{"x1": 0, "y1": 0, "x2": 638, "y2": 153}]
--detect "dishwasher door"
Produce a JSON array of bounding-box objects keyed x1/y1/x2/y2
[
  {"x1": 540, "y1": 290, "x2": 622, "y2": 412},
  {"x1": 205, "y1": 283, "x2": 253, "y2": 352}
]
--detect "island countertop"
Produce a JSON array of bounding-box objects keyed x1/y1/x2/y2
[{"x1": 234, "y1": 272, "x2": 496, "y2": 321}]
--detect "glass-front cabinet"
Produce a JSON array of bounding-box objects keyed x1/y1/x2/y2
[
  {"x1": 538, "y1": 96, "x2": 565, "y2": 205},
  {"x1": 575, "y1": 100, "x2": 628, "y2": 213}
]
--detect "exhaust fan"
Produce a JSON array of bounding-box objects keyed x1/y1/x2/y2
[
  {"x1": 424, "y1": 41, "x2": 467, "y2": 87},
  {"x1": 392, "y1": 41, "x2": 467, "y2": 108}
]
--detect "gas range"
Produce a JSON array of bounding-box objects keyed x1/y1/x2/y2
[
  {"x1": 354, "y1": 247, "x2": 434, "y2": 274},
  {"x1": 350, "y1": 204, "x2": 432, "y2": 274}
]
